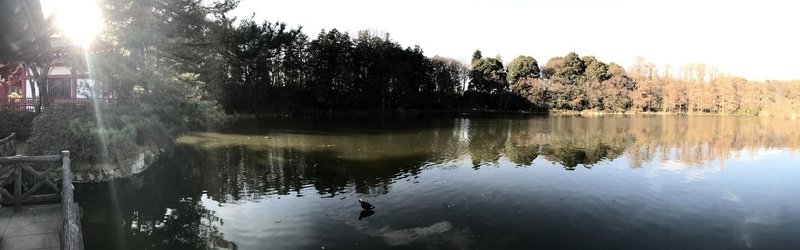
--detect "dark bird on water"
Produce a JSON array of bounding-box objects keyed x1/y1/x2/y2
[{"x1": 359, "y1": 199, "x2": 375, "y2": 210}]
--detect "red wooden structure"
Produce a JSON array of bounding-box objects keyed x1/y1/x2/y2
[
  {"x1": 0, "y1": 61, "x2": 28, "y2": 110},
  {"x1": 1, "y1": 39, "x2": 114, "y2": 112}
]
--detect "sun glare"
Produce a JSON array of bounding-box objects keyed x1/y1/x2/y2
[{"x1": 46, "y1": 0, "x2": 104, "y2": 47}]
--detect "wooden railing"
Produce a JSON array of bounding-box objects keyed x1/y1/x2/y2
[
  {"x1": 60, "y1": 151, "x2": 83, "y2": 250},
  {"x1": 0, "y1": 151, "x2": 83, "y2": 249},
  {"x1": 0, "y1": 98, "x2": 36, "y2": 112},
  {"x1": 0, "y1": 133, "x2": 15, "y2": 157},
  {"x1": 1, "y1": 97, "x2": 116, "y2": 112},
  {"x1": 0, "y1": 154, "x2": 63, "y2": 209}
]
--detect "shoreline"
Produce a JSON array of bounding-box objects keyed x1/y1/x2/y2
[
  {"x1": 550, "y1": 110, "x2": 798, "y2": 119},
  {"x1": 226, "y1": 109, "x2": 799, "y2": 119}
]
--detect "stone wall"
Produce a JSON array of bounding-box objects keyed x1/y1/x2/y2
[{"x1": 73, "y1": 145, "x2": 165, "y2": 183}]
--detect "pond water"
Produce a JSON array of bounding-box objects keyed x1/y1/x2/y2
[{"x1": 76, "y1": 115, "x2": 800, "y2": 249}]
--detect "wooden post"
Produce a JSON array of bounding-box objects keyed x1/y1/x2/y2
[
  {"x1": 14, "y1": 164, "x2": 21, "y2": 211},
  {"x1": 60, "y1": 150, "x2": 84, "y2": 250},
  {"x1": 10, "y1": 132, "x2": 16, "y2": 156},
  {"x1": 0, "y1": 133, "x2": 11, "y2": 157}
]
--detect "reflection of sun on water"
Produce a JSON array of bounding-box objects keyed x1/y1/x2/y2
[{"x1": 42, "y1": 0, "x2": 103, "y2": 47}]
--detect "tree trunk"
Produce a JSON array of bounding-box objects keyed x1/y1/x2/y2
[
  {"x1": 37, "y1": 73, "x2": 49, "y2": 111},
  {"x1": 28, "y1": 65, "x2": 49, "y2": 113},
  {"x1": 27, "y1": 65, "x2": 38, "y2": 112}
]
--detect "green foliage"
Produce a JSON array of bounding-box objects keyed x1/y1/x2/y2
[
  {"x1": 470, "y1": 58, "x2": 507, "y2": 94},
  {"x1": 471, "y1": 50, "x2": 483, "y2": 66},
  {"x1": 100, "y1": 0, "x2": 228, "y2": 122},
  {"x1": 582, "y1": 56, "x2": 609, "y2": 83},
  {"x1": 553, "y1": 52, "x2": 586, "y2": 84},
  {"x1": 0, "y1": 110, "x2": 37, "y2": 140},
  {"x1": 25, "y1": 106, "x2": 102, "y2": 163},
  {"x1": 548, "y1": 82, "x2": 586, "y2": 110},
  {"x1": 507, "y1": 55, "x2": 540, "y2": 84},
  {"x1": 25, "y1": 105, "x2": 140, "y2": 164},
  {"x1": 218, "y1": 26, "x2": 475, "y2": 112},
  {"x1": 142, "y1": 73, "x2": 226, "y2": 136},
  {"x1": 431, "y1": 56, "x2": 469, "y2": 97},
  {"x1": 24, "y1": 94, "x2": 223, "y2": 165},
  {"x1": 218, "y1": 18, "x2": 305, "y2": 112},
  {"x1": 307, "y1": 29, "x2": 355, "y2": 109},
  {"x1": 21, "y1": 0, "x2": 231, "y2": 166}
]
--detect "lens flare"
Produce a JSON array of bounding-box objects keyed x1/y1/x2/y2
[{"x1": 48, "y1": 0, "x2": 103, "y2": 46}]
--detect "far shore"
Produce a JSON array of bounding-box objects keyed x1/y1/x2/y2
[
  {"x1": 226, "y1": 109, "x2": 799, "y2": 120},
  {"x1": 550, "y1": 109, "x2": 799, "y2": 119}
]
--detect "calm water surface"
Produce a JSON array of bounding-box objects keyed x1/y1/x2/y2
[{"x1": 76, "y1": 115, "x2": 800, "y2": 249}]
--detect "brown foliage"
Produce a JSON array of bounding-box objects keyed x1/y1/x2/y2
[{"x1": 627, "y1": 58, "x2": 800, "y2": 118}]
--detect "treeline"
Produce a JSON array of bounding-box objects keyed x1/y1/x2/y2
[
  {"x1": 625, "y1": 58, "x2": 800, "y2": 117},
  {"x1": 213, "y1": 18, "x2": 800, "y2": 117},
  {"x1": 213, "y1": 20, "x2": 634, "y2": 113},
  {"x1": 7, "y1": 0, "x2": 800, "y2": 120},
  {"x1": 215, "y1": 23, "x2": 481, "y2": 113},
  {"x1": 42, "y1": 0, "x2": 797, "y2": 119}
]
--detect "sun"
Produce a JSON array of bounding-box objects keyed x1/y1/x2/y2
[{"x1": 43, "y1": 0, "x2": 104, "y2": 47}]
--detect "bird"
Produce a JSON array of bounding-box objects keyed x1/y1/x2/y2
[{"x1": 358, "y1": 199, "x2": 375, "y2": 210}]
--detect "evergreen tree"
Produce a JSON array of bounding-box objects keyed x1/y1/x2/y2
[{"x1": 507, "y1": 55, "x2": 541, "y2": 84}]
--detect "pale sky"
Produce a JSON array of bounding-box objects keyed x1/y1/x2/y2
[{"x1": 232, "y1": 0, "x2": 800, "y2": 81}]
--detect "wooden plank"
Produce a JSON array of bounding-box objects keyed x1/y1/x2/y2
[
  {"x1": 0, "y1": 193, "x2": 60, "y2": 205},
  {"x1": 0, "y1": 187, "x2": 13, "y2": 199},
  {"x1": 0, "y1": 155, "x2": 61, "y2": 163},
  {"x1": 21, "y1": 164, "x2": 61, "y2": 195},
  {"x1": 0, "y1": 165, "x2": 15, "y2": 186}
]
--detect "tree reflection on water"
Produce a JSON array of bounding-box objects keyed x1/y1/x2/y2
[{"x1": 77, "y1": 115, "x2": 800, "y2": 249}]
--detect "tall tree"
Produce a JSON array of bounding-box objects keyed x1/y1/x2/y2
[
  {"x1": 507, "y1": 55, "x2": 540, "y2": 84},
  {"x1": 582, "y1": 56, "x2": 609, "y2": 83},
  {"x1": 92, "y1": 0, "x2": 232, "y2": 132},
  {"x1": 217, "y1": 18, "x2": 300, "y2": 112},
  {"x1": 431, "y1": 56, "x2": 467, "y2": 100},
  {"x1": 471, "y1": 50, "x2": 483, "y2": 66},
  {"x1": 552, "y1": 52, "x2": 585, "y2": 84},
  {"x1": 469, "y1": 57, "x2": 506, "y2": 94},
  {"x1": 307, "y1": 29, "x2": 354, "y2": 110}
]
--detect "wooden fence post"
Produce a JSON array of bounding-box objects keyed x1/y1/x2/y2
[
  {"x1": 10, "y1": 132, "x2": 16, "y2": 156},
  {"x1": 14, "y1": 163, "x2": 21, "y2": 211},
  {"x1": 61, "y1": 150, "x2": 84, "y2": 250}
]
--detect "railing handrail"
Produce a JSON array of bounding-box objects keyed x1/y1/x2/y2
[
  {"x1": 0, "y1": 133, "x2": 16, "y2": 157},
  {"x1": 0, "y1": 151, "x2": 83, "y2": 249},
  {"x1": 0, "y1": 154, "x2": 61, "y2": 163},
  {"x1": 1, "y1": 97, "x2": 118, "y2": 112}
]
